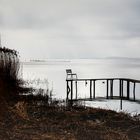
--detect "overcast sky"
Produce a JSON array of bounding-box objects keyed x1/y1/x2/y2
[{"x1": 0, "y1": 0, "x2": 140, "y2": 59}]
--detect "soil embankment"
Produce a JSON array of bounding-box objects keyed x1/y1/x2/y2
[{"x1": 0, "y1": 102, "x2": 140, "y2": 140}]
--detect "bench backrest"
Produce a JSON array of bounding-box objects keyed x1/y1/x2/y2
[{"x1": 66, "y1": 69, "x2": 72, "y2": 74}]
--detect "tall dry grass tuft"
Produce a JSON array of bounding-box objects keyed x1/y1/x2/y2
[
  {"x1": 14, "y1": 101, "x2": 29, "y2": 120},
  {"x1": 0, "y1": 47, "x2": 20, "y2": 80},
  {"x1": 0, "y1": 47, "x2": 22, "y2": 106}
]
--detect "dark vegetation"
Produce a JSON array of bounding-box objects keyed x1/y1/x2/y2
[
  {"x1": 0, "y1": 47, "x2": 29, "y2": 102},
  {"x1": 0, "y1": 47, "x2": 140, "y2": 140}
]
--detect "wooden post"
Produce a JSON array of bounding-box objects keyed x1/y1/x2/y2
[
  {"x1": 110, "y1": 80, "x2": 113, "y2": 99},
  {"x1": 70, "y1": 80, "x2": 73, "y2": 106},
  {"x1": 127, "y1": 81, "x2": 130, "y2": 100},
  {"x1": 120, "y1": 80, "x2": 123, "y2": 110},
  {"x1": 122, "y1": 80, "x2": 123, "y2": 98},
  {"x1": 120, "y1": 92, "x2": 123, "y2": 110},
  {"x1": 112, "y1": 80, "x2": 114, "y2": 98},
  {"x1": 90, "y1": 80, "x2": 92, "y2": 99},
  {"x1": 93, "y1": 80, "x2": 95, "y2": 99},
  {"x1": 119, "y1": 80, "x2": 122, "y2": 98},
  {"x1": 110, "y1": 80, "x2": 111, "y2": 98},
  {"x1": 66, "y1": 80, "x2": 69, "y2": 101},
  {"x1": 133, "y1": 82, "x2": 136, "y2": 101},
  {"x1": 106, "y1": 80, "x2": 109, "y2": 99},
  {"x1": 75, "y1": 81, "x2": 77, "y2": 99}
]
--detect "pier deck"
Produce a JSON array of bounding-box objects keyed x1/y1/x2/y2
[{"x1": 66, "y1": 78, "x2": 140, "y2": 108}]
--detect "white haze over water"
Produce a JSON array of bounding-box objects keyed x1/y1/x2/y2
[{"x1": 22, "y1": 58, "x2": 140, "y2": 114}]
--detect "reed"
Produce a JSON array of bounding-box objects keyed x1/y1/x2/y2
[
  {"x1": 0, "y1": 47, "x2": 19, "y2": 80},
  {"x1": 0, "y1": 47, "x2": 21, "y2": 101}
]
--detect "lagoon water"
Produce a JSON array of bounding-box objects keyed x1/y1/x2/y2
[{"x1": 22, "y1": 58, "x2": 140, "y2": 114}]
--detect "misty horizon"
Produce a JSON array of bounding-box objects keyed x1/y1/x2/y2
[{"x1": 0, "y1": 0, "x2": 140, "y2": 60}]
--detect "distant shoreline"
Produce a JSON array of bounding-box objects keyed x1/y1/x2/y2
[{"x1": 21, "y1": 58, "x2": 140, "y2": 67}]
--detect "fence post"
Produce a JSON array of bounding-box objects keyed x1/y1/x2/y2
[
  {"x1": 133, "y1": 82, "x2": 136, "y2": 101},
  {"x1": 110, "y1": 80, "x2": 113, "y2": 99},
  {"x1": 93, "y1": 80, "x2": 95, "y2": 99},
  {"x1": 127, "y1": 81, "x2": 130, "y2": 100},
  {"x1": 70, "y1": 80, "x2": 73, "y2": 106},
  {"x1": 90, "y1": 80, "x2": 92, "y2": 99}
]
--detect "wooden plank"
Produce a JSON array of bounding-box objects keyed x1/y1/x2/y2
[
  {"x1": 67, "y1": 78, "x2": 140, "y2": 83},
  {"x1": 70, "y1": 96, "x2": 140, "y2": 104}
]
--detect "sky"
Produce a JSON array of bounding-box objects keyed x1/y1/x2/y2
[{"x1": 0, "y1": 0, "x2": 140, "y2": 60}]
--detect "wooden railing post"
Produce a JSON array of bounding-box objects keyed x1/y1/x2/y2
[
  {"x1": 110, "y1": 80, "x2": 113, "y2": 99},
  {"x1": 93, "y1": 80, "x2": 95, "y2": 99},
  {"x1": 75, "y1": 80, "x2": 77, "y2": 99},
  {"x1": 133, "y1": 82, "x2": 136, "y2": 101},
  {"x1": 70, "y1": 80, "x2": 73, "y2": 106},
  {"x1": 66, "y1": 80, "x2": 69, "y2": 101},
  {"x1": 122, "y1": 80, "x2": 123, "y2": 98},
  {"x1": 106, "y1": 80, "x2": 109, "y2": 99},
  {"x1": 90, "y1": 80, "x2": 92, "y2": 99},
  {"x1": 119, "y1": 80, "x2": 123, "y2": 110},
  {"x1": 127, "y1": 81, "x2": 130, "y2": 100},
  {"x1": 119, "y1": 80, "x2": 122, "y2": 99}
]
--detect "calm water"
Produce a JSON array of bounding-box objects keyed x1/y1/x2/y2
[{"x1": 22, "y1": 59, "x2": 140, "y2": 114}]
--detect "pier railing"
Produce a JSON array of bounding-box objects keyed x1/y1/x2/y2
[{"x1": 66, "y1": 78, "x2": 140, "y2": 108}]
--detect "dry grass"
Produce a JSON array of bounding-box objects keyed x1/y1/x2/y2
[
  {"x1": 0, "y1": 101, "x2": 139, "y2": 140},
  {"x1": 14, "y1": 101, "x2": 29, "y2": 120}
]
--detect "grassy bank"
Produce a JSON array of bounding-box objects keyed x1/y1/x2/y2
[{"x1": 0, "y1": 101, "x2": 140, "y2": 140}]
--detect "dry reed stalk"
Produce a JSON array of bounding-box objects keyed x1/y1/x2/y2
[{"x1": 14, "y1": 101, "x2": 29, "y2": 120}]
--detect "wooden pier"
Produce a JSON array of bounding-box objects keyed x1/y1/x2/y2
[{"x1": 66, "y1": 78, "x2": 140, "y2": 109}]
